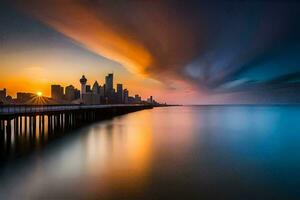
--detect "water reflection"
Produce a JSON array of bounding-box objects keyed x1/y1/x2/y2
[
  {"x1": 0, "y1": 115, "x2": 68, "y2": 159},
  {"x1": 0, "y1": 110, "x2": 157, "y2": 199},
  {"x1": 1, "y1": 106, "x2": 300, "y2": 199}
]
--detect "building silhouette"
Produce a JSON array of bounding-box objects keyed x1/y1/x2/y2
[
  {"x1": 99, "y1": 85, "x2": 105, "y2": 98},
  {"x1": 105, "y1": 73, "x2": 113, "y2": 95},
  {"x1": 91, "y1": 81, "x2": 101, "y2": 104},
  {"x1": 117, "y1": 84, "x2": 123, "y2": 104},
  {"x1": 135, "y1": 94, "x2": 141, "y2": 103},
  {"x1": 80, "y1": 76, "x2": 102, "y2": 104},
  {"x1": 65, "y1": 85, "x2": 79, "y2": 102},
  {"x1": 147, "y1": 96, "x2": 153, "y2": 104},
  {"x1": 0, "y1": 88, "x2": 7, "y2": 104},
  {"x1": 16, "y1": 92, "x2": 35, "y2": 103},
  {"x1": 80, "y1": 75, "x2": 87, "y2": 102},
  {"x1": 86, "y1": 85, "x2": 91, "y2": 93},
  {"x1": 51, "y1": 85, "x2": 64, "y2": 100},
  {"x1": 123, "y1": 89, "x2": 129, "y2": 104},
  {"x1": 0, "y1": 88, "x2": 6, "y2": 99},
  {"x1": 92, "y1": 81, "x2": 99, "y2": 94}
]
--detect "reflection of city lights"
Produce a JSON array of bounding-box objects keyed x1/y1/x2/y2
[{"x1": 37, "y1": 91, "x2": 43, "y2": 97}]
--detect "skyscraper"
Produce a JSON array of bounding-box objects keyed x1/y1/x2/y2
[
  {"x1": 17, "y1": 92, "x2": 35, "y2": 104},
  {"x1": 117, "y1": 84, "x2": 123, "y2": 103},
  {"x1": 123, "y1": 89, "x2": 129, "y2": 104},
  {"x1": 65, "y1": 85, "x2": 76, "y2": 101},
  {"x1": 51, "y1": 85, "x2": 64, "y2": 100},
  {"x1": 92, "y1": 81, "x2": 100, "y2": 94},
  {"x1": 0, "y1": 88, "x2": 6, "y2": 99},
  {"x1": 74, "y1": 89, "x2": 80, "y2": 100},
  {"x1": 134, "y1": 94, "x2": 141, "y2": 104},
  {"x1": 92, "y1": 81, "x2": 101, "y2": 104},
  {"x1": 99, "y1": 85, "x2": 105, "y2": 97},
  {"x1": 86, "y1": 85, "x2": 91, "y2": 93},
  {"x1": 105, "y1": 73, "x2": 113, "y2": 95},
  {"x1": 147, "y1": 96, "x2": 153, "y2": 104}
]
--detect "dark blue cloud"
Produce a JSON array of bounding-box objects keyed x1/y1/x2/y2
[{"x1": 179, "y1": 1, "x2": 300, "y2": 103}]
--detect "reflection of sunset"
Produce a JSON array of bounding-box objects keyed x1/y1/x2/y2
[
  {"x1": 84, "y1": 111, "x2": 153, "y2": 193},
  {"x1": 151, "y1": 107, "x2": 198, "y2": 160}
]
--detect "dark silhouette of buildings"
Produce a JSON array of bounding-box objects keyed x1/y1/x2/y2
[
  {"x1": 78, "y1": 73, "x2": 158, "y2": 105},
  {"x1": 0, "y1": 73, "x2": 161, "y2": 105},
  {"x1": 0, "y1": 88, "x2": 8, "y2": 104},
  {"x1": 65, "y1": 85, "x2": 80, "y2": 101},
  {"x1": 51, "y1": 85, "x2": 64, "y2": 100},
  {"x1": 16, "y1": 92, "x2": 35, "y2": 103},
  {"x1": 0, "y1": 88, "x2": 6, "y2": 99}
]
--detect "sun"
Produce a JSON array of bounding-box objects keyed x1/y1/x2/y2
[{"x1": 37, "y1": 91, "x2": 43, "y2": 97}]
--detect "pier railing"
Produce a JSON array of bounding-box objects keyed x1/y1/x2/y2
[
  {"x1": 0, "y1": 104, "x2": 153, "y2": 156},
  {"x1": 0, "y1": 104, "x2": 148, "y2": 116}
]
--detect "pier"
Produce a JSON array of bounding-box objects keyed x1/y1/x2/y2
[{"x1": 0, "y1": 104, "x2": 152, "y2": 157}]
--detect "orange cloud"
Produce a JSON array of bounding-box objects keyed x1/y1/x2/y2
[{"x1": 16, "y1": 0, "x2": 153, "y2": 75}]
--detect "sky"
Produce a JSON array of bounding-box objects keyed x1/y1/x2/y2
[{"x1": 0, "y1": 0, "x2": 300, "y2": 104}]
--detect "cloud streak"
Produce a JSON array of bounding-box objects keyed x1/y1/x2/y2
[{"x1": 15, "y1": 0, "x2": 154, "y2": 75}]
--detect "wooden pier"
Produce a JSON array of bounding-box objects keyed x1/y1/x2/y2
[{"x1": 0, "y1": 104, "x2": 152, "y2": 155}]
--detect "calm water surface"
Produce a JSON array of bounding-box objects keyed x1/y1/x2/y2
[{"x1": 1, "y1": 106, "x2": 300, "y2": 199}]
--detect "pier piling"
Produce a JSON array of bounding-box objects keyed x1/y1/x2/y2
[{"x1": 0, "y1": 104, "x2": 153, "y2": 154}]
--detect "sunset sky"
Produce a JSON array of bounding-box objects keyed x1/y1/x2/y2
[{"x1": 1, "y1": 0, "x2": 300, "y2": 104}]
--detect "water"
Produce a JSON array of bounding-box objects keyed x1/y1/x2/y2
[{"x1": 1, "y1": 106, "x2": 300, "y2": 199}]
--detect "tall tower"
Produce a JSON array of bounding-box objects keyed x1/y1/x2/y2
[
  {"x1": 105, "y1": 73, "x2": 113, "y2": 95},
  {"x1": 123, "y1": 89, "x2": 129, "y2": 104},
  {"x1": 117, "y1": 84, "x2": 123, "y2": 103},
  {"x1": 92, "y1": 81, "x2": 99, "y2": 94},
  {"x1": 51, "y1": 85, "x2": 64, "y2": 100},
  {"x1": 80, "y1": 75, "x2": 87, "y2": 101}
]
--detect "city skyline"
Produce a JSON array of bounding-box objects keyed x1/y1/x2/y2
[
  {"x1": 0, "y1": 73, "x2": 159, "y2": 105},
  {"x1": 0, "y1": 70, "x2": 162, "y2": 100}
]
